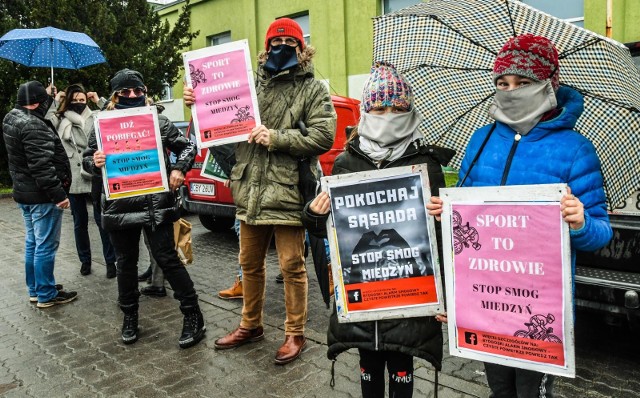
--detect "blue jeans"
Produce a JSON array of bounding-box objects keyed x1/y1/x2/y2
[
  {"x1": 18, "y1": 202, "x2": 63, "y2": 302},
  {"x1": 69, "y1": 193, "x2": 116, "y2": 265}
]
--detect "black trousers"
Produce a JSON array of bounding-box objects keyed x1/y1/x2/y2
[
  {"x1": 358, "y1": 349, "x2": 414, "y2": 398},
  {"x1": 109, "y1": 222, "x2": 198, "y2": 309},
  {"x1": 485, "y1": 362, "x2": 555, "y2": 398}
]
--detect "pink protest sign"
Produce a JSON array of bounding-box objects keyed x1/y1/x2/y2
[
  {"x1": 441, "y1": 184, "x2": 575, "y2": 377},
  {"x1": 183, "y1": 39, "x2": 260, "y2": 148},
  {"x1": 95, "y1": 106, "x2": 168, "y2": 200}
]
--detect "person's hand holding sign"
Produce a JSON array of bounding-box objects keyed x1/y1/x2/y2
[
  {"x1": 169, "y1": 170, "x2": 185, "y2": 191},
  {"x1": 561, "y1": 186, "x2": 585, "y2": 230},
  {"x1": 248, "y1": 125, "x2": 272, "y2": 147},
  {"x1": 183, "y1": 86, "x2": 195, "y2": 106},
  {"x1": 309, "y1": 191, "x2": 331, "y2": 215},
  {"x1": 93, "y1": 150, "x2": 106, "y2": 168},
  {"x1": 426, "y1": 196, "x2": 443, "y2": 221}
]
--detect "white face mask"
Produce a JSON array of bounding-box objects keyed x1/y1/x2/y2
[
  {"x1": 357, "y1": 109, "x2": 423, "y2": 162},
  {"x1": 358, "y1": 109, "x2": 422, "y2": 145},
  {"x1": 489, "y1": 80, "x2": 557, "y2": 135}
]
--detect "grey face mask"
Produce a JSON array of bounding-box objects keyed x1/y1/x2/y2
[{"x1": 489, "y1": 80, "x2": 557, "y2": 135}]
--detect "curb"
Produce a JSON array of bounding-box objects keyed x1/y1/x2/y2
[{"x1": 0, "y1": 193, "x2": 12, "y2": 199}]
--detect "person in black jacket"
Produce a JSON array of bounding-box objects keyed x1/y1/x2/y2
[
  {"x1": 302, "y1": 62, "x2": 455, "y2": 398},
  {"x1": 3, "y1": 81, "x2": 78, "y2": 308},
  {"x1": 82, "y1": 69, "x2": 205, "y2": 348}
]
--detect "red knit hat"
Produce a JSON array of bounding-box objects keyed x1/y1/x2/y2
[
  {"x1": 493, "y1": 34, "x2": 560, "y2": 90},
  {"x1": 264, "y1": 18, "x2": 304, "y2": 50}
]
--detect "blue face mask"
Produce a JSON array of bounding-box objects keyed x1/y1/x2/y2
[
  {"x1": 263, "y1": 44, "x2": 299, "y2": 74},
  {"x1": 115, "y1": 95, "x2": 146, "y2": 109}
]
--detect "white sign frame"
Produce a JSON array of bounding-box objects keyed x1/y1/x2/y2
[
  {"x1": 441, "y1": 183, "x2": 575, "y2": 377},
  {"x1": 183, "y1": 39, "x2": 260, "y2": 148},
  {"x1": 322, "y1": 164, "x2": 445, "y2": 323},
  {"x1": 94, "y1": 106, "x2": 168, "y2": 200}
]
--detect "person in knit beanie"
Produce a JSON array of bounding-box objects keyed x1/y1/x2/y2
[
  {"x1": 356, "y1": 61, "x2": 425, "y2": 164},
  {"x1": 301, "y1": 60, "x2": 455, "y2": 397},
  {"x1": 493, "y1": 33, "x2": 560, "y2": 91},
  {"x1": 427, "y1": 33, "x2": 611, "y2": 398},
  {"x1": 361, "y1": 61, "x2": 413, "y2": 113}
]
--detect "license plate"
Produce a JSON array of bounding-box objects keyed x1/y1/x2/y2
[{"x1": 190, "y1": 183, "x2": 215, "y2": 196}]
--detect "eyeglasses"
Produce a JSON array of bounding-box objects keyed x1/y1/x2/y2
[
  {"x1": 270, "y1": 37, "x2": 299, "y2": 47},
  {"x1": 117, "y1": 87, "x2": 146, "y2": 97}
]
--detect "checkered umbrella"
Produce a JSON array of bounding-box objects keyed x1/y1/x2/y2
[{"x1": 373, "y1": 0, "x2": 640, "y2": 209}]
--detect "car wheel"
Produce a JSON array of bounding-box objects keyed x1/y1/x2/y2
[{"x1": 198, "y1": 214, "x2": 235, "y2": 232}]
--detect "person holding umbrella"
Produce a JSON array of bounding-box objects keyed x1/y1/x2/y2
[
  {"x1": 428, "y1": 34, "x2": 613, "y2": 397},
  {"x1": 83, "y1": 69, "x2": 205, "y2": 348},
  {"x1": 46, "y1": 84, "x2": 117, "y2": 279},
  {"x1": 303, "y1": 62, "x2": 455, "y2": 398}
]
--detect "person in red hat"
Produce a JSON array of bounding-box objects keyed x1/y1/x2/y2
[
  {"x1": 428, "y1": 34, "x2": 612, "y2": 398},
  {"x1": 184, "y1": 17, "x2": 336, "y2": 365}
]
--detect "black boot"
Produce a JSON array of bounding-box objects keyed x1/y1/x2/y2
[
  {"x1": 179, "y1": 305, "x2": 206, "y2": 349},
  {"x1": 120, "y1": 303, "x2": 139, "y2": 345},
  {"x1": 137, "y1": 266, "x2": 152, "y2": 282}
]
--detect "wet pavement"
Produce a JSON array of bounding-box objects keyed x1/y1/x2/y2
[{"x1": 0, "y1": 195, "x2": 637, "y2": 397}]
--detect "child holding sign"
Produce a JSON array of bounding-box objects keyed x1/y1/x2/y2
[
  {"x1": 303, "y1": 62, "x2": 455, "y2": 398},
  {"x1": 428, "y1": 34, "x2": 612, "y2": 398}
]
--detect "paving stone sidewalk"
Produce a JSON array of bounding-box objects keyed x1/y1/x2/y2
[{"x1": 0, "y1": 196, "x2": 493, "y2": 397}]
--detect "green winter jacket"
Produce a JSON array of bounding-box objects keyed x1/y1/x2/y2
[{"x1": 231, "y1": 47, "x2": 336, "y2": 225}]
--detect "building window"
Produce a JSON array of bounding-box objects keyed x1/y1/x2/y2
[
  {"x1": 288, "y1": 14, "x2": 310, "y2": 46},
  {"x1": 521, "y1": 0, "x2": 584, "y2": 27},
  {"x1": 208, "y1": 31, "x2": 232, "y2": 47},
  {"x1": 383, "y1": 0, "x2": 421, "y2": 14}
]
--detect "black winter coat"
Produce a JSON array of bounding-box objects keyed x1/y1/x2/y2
[
  {"x1": 82, "y1": 112, "x2": 195, "y2": 231},
  {"x1": 302, "y1": 136, "x2": 455, "y2": 370},
  {"x1": 3, "y1": 106, "x2": 71, "y2": 204}
]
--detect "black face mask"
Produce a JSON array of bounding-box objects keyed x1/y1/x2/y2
[
  {"x1": 263, "y1": 44, "x2": 299, "y2": 74},
  {"x1": 115, "y1": 95, "x2": 146, "y2": 109},
  {"x1": 32, "y1": 96, "x2": 53, "y2": 119},
  {"x1": 68, "y1": 102, "x2": 87, "y2": 115}
]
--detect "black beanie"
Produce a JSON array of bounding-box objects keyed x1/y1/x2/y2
[
  {"x1": 17, "y1": 81, "x2": 50, "y2": 106},
  {"x1": 110, "y1": 68, "x2": 145, "y2": 93}
]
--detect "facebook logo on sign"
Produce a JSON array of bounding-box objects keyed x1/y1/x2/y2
[
  {"x1": 464, "y1": 332, "x2": 478, "y2": 345},
  {"x1": 348, "y1": 289, "x2": 363, "y2": 303}
]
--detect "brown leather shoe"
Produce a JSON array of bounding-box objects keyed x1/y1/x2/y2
[
  {"x1": 274, "y1": 335, "x2": 307, "y2": 365},
  {"x1": 214, "y1": 326, "x2": 264, "y2": 350}
]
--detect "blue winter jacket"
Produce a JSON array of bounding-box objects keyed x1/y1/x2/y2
[{"x1": 459, "y1": 86, "x2": 612, "y2": 267}]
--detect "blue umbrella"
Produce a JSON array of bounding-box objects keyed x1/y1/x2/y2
[{"x1": 0, "y1": 26, "x2": 106, "y2": 87}]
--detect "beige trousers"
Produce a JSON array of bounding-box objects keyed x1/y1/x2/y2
[{"x1": 239, "y1": 222, "x2": 307, "y2": 335}]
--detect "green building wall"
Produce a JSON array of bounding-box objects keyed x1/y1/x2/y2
[
  {"x1": 584, "y1": 0, "x2": 640, "y2": 43},
  {"x1": 157, "y1": 0, "x2": 381, "y2": 118},
  {"x1": 157, "y1": 0, "x2": 639, "y2": 120}
]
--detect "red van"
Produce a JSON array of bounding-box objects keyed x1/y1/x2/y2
[{"x1": 180, "y1": 94, "x2": 361, "y2": 231}]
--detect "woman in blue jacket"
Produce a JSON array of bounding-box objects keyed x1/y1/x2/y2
[{"x1": 428, "y1": 34, "x2": 612, "y2": 397}]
